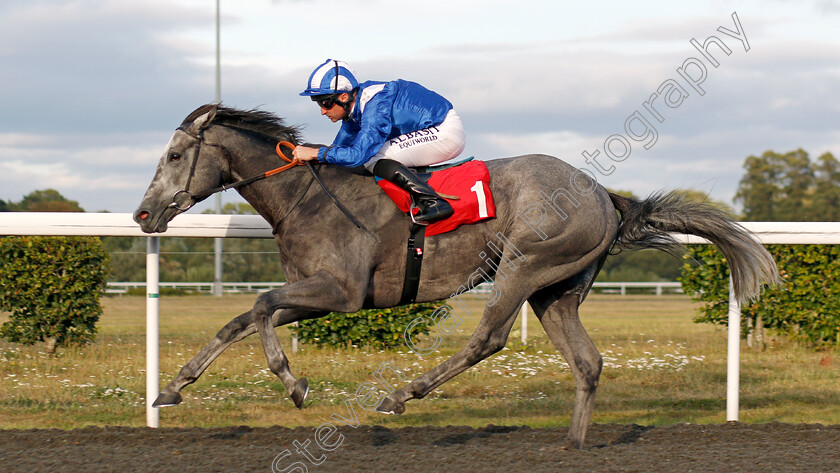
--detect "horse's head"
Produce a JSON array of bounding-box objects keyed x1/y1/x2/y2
[{"x1": 134, "y1": 105, "x2": 227, "y2": 233}]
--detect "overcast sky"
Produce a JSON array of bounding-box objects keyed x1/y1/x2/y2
[{"x1": 1, "y1": 0, "x2": 838, "y2": 213}]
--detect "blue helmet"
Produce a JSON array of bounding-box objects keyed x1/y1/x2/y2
[{"x1": 300, "y1": 59, "x2": 359, "y2": 96}]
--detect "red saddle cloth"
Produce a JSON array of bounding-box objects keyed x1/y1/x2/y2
[{"x1": 377, "y1": 160, "x2": 496, "y2": 236}]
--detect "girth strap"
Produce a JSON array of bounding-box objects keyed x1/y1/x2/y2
[{"x1": 399, "y1": 224, "x2": 426, "y2": 305}]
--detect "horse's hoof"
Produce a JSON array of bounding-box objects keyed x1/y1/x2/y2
[
  {"x1": 153, "y1": 392, "x2": 182, "y2": 407},
  {"x1": 375, "y1": 396, "x2": 405, "y2": 415},
  {"x1": 291, "y1": 378, "x2": 309, "y2": 409}
]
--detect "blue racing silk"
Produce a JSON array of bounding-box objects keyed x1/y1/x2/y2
[{"x1": 317, "y1": 79, "x2": 453, "y2": 167}]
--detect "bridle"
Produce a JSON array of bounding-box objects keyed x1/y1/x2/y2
[
  {"x1": 167, "y1": 125, "x2": 302, "y2": 211},
  {"x1": 166, "y1": 123, "x2": 374, "y2": 237}
]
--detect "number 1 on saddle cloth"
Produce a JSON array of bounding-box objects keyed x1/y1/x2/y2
[{"x1": 375, "y1": 160, "x2": 496, "y2": 237}]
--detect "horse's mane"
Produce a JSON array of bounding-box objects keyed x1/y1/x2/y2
[{"x1": 182, "y1": 103, "x2": 304, "y2": 144}]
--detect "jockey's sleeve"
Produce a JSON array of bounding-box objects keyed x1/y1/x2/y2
[{"x1": 319, "y1": 85, "x2": 396, "y2": 167}]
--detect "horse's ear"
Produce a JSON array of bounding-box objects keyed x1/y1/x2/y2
[{"x1": 188, "y1": 105, "x2": 218, "y2": 133}]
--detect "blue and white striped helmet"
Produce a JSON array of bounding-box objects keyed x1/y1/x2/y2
[{"x1": 300, "y1": 59, "x2": 359, "y2": 96}]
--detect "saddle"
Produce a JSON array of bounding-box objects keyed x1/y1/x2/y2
[{"x1": 376, "y1": 158, "x2": 496, "y2": 237}]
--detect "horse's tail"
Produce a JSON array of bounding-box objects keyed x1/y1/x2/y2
[{"x1": 608, "y1": 191, "x2": 780, "y2": 302}]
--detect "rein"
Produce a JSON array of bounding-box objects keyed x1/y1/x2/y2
[
  {"x1": 191, "y1": 140, "x2": 302, "y2": 200},
  {"x1": 169, "y1": 129, "x2": 303, "y2": 210},
  {"x1": 168, "y1": 126, "x2": 374, "y2": 237}
]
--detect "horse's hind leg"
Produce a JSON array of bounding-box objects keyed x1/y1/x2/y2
[
  {"x1": 529, "y1": 285, "x2": 602, "y2": 449},
  {"x1": 377, "y1": 292, "x2": 523, "y2": 414},
  {"x1": 154, "y1": 310, "x2": 257, "y2": 407}
]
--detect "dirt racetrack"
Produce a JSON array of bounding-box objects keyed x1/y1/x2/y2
[{"x1": 2, "y1": 422, "x2": 839, "y2": 472}]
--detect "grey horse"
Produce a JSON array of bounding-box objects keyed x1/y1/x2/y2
[{"x1": 134, "y1": 104, "x2": 778, "y2": 448}]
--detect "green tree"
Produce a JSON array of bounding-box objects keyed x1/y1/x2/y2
[
  {"x1": 776, "y1": 149, "x2": 814, "y2": 220},
  {"x1": 209, "y1": 202, "x2": 285, "y2": 282},
  {"x1": 9, "y1": 189, "x2": 84, "y2": 213},
  {"x1": 101, "y1": 236, "x2": 147, "y2": 282},
  {"x1": 597, "y1": 250, "x2": 684, "y2": 282},
  {"x1": 735, "y1": 150, "x2": 789, "y2": 221},
  {"x1": 732, "y1": 149, "x2": 840, "y2": 222},
  {"x1": 811, "y1": 152, "x2": 840, "y2": 221},
  {"x1": 216, "y1": 202, "x2": 259, "y2": 215}
]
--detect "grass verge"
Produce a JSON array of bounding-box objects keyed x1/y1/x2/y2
[{"x1": 1, "y1": 294, "x2": 838, "y2": 429}]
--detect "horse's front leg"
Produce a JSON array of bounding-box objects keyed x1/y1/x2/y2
[
  {"x1": 154, "y1": 310, "x2": 256, "y2": 407},
  {"x1": 153, "y1": 307, "x2": 324, "y2": 407},
  {"x1": 252, "y1": 272, "x2": 365, "y2": 408},
  {"x1": 253, "y1": 306, "x2": 325, "y2": 408}
]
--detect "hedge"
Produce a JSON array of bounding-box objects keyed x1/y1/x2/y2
[
  {"x1": 680, "y1": 244, "x2": 840, "y2": 348},
  {"x1": 289, "y1": 302, "x2": 440, "y2": 350},
  {"x1": 0, "y1": 236, "x2": 110, "y2": 353}
]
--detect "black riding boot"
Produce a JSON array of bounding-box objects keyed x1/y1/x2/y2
[{"x1": 373, "y1": 159, "x2": 454, "y2": 225}]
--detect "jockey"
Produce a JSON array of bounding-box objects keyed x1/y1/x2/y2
[{"x1": 293, "y1": 59, "x2": 465, "y2": 224}]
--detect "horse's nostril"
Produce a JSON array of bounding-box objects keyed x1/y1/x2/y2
[{"x1": 137, "y1": 211, "x2": 150, "y2": 221}]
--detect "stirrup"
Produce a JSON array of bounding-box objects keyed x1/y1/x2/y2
[
  {"x1": 409, "y1": 203, "x2": 429, "y2": 226},
  {"x1": 409, "y1": 199, "x2": 453, "y2": 225}
]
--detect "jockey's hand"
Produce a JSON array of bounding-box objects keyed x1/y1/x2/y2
[{"x1": 293, "y1": 146, "x2": 320, "y2": 162}]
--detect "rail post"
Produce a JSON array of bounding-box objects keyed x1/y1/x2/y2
[
  {"x1": 146, "y1": 237, "x2": 160, "y2": 428},
  {"x1": 726, "y1": 276, "x2": 741, "y2": 422}
]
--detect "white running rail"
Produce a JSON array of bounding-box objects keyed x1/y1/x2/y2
[{"x1": 3, "y1": 213, "x2": 840, "y2": 426}]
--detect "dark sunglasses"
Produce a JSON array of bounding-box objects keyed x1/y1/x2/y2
[{"x1": 313, "y1": 95, "x2": 338, "y2": 109}]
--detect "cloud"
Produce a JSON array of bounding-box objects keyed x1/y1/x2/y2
[
  {"x1": 0, "y1": 1, "x2": 838, "y2": 214},
  {"x1": 0, "y1": 1, "x2": 215, "y2": 133},
  {"x1": 474, "y1": 130, "x2": 599, "y2": 159},
  {"x1": 0, "y1": 129, "x2": 169, "y2": 210}
]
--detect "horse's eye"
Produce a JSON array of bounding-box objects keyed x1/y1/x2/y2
[{"x1": 169, "y1": 152, "x2": 182, "y2": 162}]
